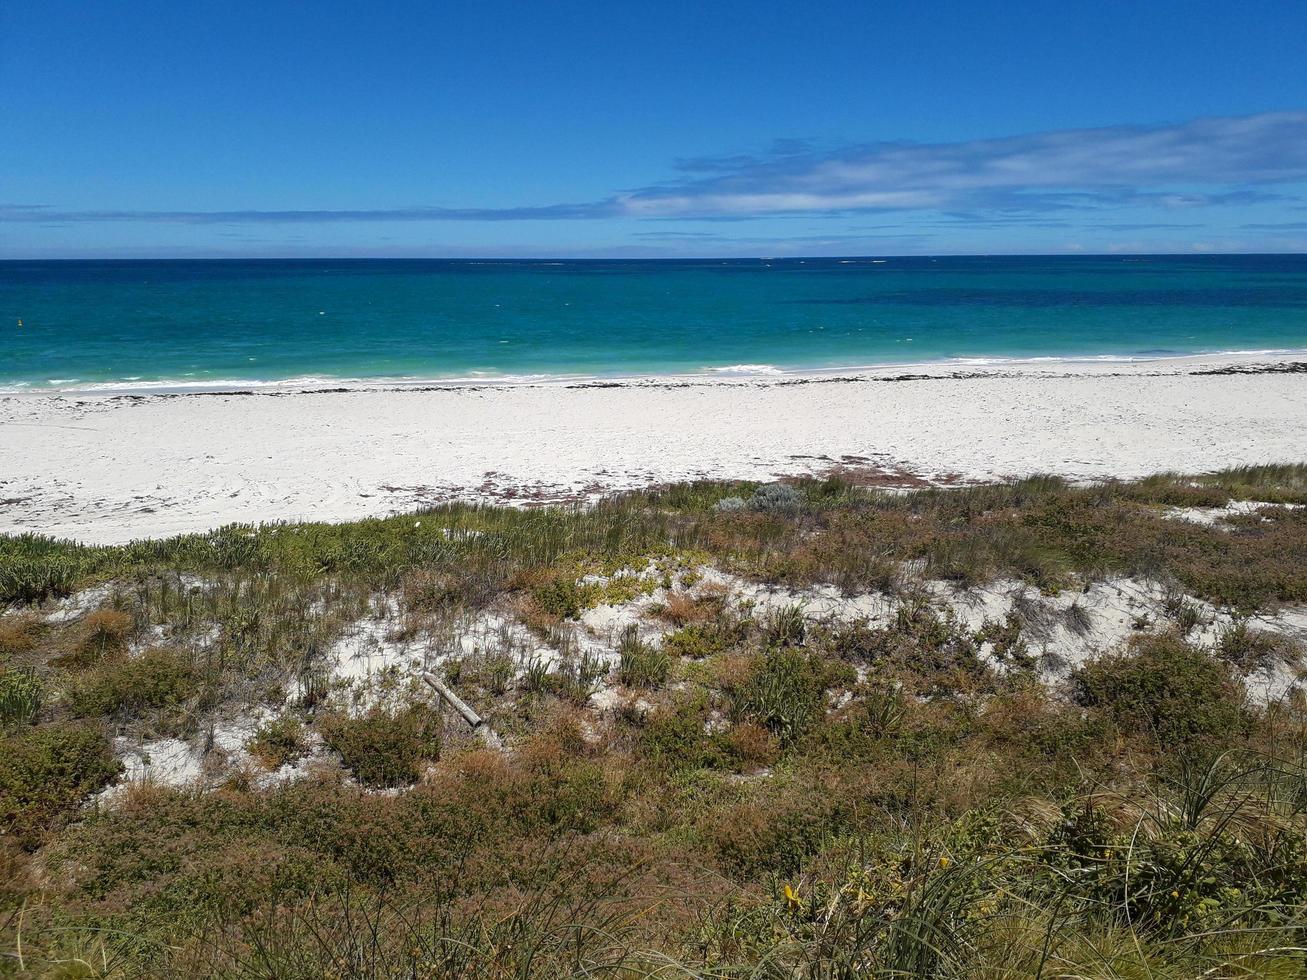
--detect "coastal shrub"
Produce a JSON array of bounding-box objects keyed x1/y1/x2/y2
[
  {"x1": 0, "y1": 669, "x2": 43, "y2": 727},
  {"x1": 762, "y1": 602, "x2": 807, "y2": 648},
  {"x1": 1044, "y1": 756, "x2": 1307, "y2": 936},
  {"x1": 542, "y1": 648, "x2": 608, "y2": 704},
  {"x1": 662, "y1": 601, "x2": 748, "y2": 660},
  {"x1": 835, "y1": 601, "x2": 986, "y2": 683},
  {"x1": 658, "y1": 590, "x2": 715, "y2": 625},
  {"x1": 712, "y1": 483, "x2": 804, "y2": 516},
  {"x1": 452, "y1": 648, "x2": 516, "y2": 696},
  {"x1": 0, "y1": 721, "x2": 120, "y2": 847},
  {"x1": 638, "y1": 694, "x2": 725, "y2": 771},
  {"x1": 400, "y1": 568, "x2": 464, "y2": 612},
  {"x1": 67, "y1": 647, "x2": 199, "y2": 725},
  {"x1": 664, "y1": 622, "x2": 729, "y2": 659},
  {"x1": 1071, "y1": 636, "x2": 1248, "y2": 748},
  {"x1": 247, "y1": 714, "x2": 309, "y2": 770},
  {"x1": 3, "y1": 469, "x2": 1307, "y2": 977},
  {"x1": 976, "y1": 613, "x2": 1034, "y2": 670},
  {"x1": 321, "y1": 704, "x2": 442, "y2": 789},
  {"x1": 528, "y1": 573, "x2": 596, "y2": 620},
  {"x1": 616, "y1": 626, "x2": 670, "y2": 688},
  {"x1": 703, "y1": 786, "x2": 839, "y2": 878},
  {"x1": 748, "y1": 482, "x2": 805, "y2": 513},
  {"x1": 1215, "y1": 619, "x2": 1300, "y2": 672},
  {"x1": 725, "y1": 721, "x2": 780, "y2": 770}
]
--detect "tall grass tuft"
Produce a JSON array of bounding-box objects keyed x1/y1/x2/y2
[
  {"x1": 616, "y1": 625, "x2": 670, "y2": 688},
  {"x1": 0, "y1": 669, "x2": 42, "y2": 727}
]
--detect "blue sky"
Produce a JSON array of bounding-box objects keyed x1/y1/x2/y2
[{"x1": 3, "y1": 0, "x2": 1306, "y2": 257}]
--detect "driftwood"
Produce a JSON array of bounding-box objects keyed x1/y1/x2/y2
[{"x1": 422, "y1": 672, "x2": 483, "y2": 729}]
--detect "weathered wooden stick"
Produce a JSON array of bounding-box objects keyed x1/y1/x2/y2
[{"x1": 422, "y1": 672, "x2": 483, "y2": 729}]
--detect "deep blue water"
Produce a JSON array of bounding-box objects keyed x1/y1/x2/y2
[{"x1": 2, "y1": 255, "x2": 1306, "y2": 389}]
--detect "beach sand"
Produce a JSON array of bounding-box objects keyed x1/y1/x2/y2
[{"x1": 2, "y1": 354, "x2": 1304, "y2": 544}]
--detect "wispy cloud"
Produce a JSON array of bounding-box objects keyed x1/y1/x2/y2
[
  {"x1": 4, "y1": 111, "x2": 1305, "y2": 225},
  {"x1": 619, "y1": 112, "x2": 1307, "y2": 218},
  {"x1": 1240, "y1": 220, "x2": 1307, "y2": 229}
]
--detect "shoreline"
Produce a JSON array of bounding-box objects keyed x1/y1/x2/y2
[
  {"x1": 3, "y1": 351, "x2": 1306, "y2": 544},
  {"x1": 5, "y1": 347, "x2": 1307, "y2": 398}
]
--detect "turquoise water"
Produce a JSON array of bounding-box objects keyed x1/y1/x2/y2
[{"x1": 2, "y1": 255, "x2": 1306, "y2": 389}]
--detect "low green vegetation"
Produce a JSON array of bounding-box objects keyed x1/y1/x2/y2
[
  {"x1": 0, "y1": 721, "x2": 120, "y2": 848},
  {"x1": 319, "y1": 703, "x2": 442, "y2": 789},
  {"x1": 1070, "y1": 634, "x2": 1250, "y2": 748},
  {"x1": 66, "y1": 647, "x2": 200, "y2": 728},
  {"x1": 1, "y1": 465, "x2": 1306, "y2": 976}
]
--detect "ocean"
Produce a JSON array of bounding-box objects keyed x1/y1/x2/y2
[{"x1": 2, "y1": 254, "x2": 1306, "y2": 390}]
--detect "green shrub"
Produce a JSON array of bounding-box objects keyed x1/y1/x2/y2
[
  {"x1": 68, "y1": 647, "x2": 199, "y2": 724},
  {"x1": 1215, "y1": 619, "x2": 1299, "y2": 672},
  {"x1": 638, "y1": 695, "x2": 725, "y2": 771},
  {"x1": 1071, "y1": 636, "x2": 1248, "y2": 748},
  {"x1": 663, "y1": 610, "x2": 748, "y2": 660},
  {"x1": 0, "y1": 721, "x2": 120, "y2": 847},
  {"x1": 321, "y1": 704, "x2": 442, "y2": 788},
  {"x1": 530, "y1": 575, "x2": 598, "y2": 619},
  {"x1": 247, "y1": 714, "x2": 308, "y2": 769},
  {"x1": 748, "y1": 483, "x2": 805, "y2": 513}
]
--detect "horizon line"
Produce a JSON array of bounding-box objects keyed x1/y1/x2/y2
[{"x1": 3, "y1": 250, "x2": 1306, "y2": 262}]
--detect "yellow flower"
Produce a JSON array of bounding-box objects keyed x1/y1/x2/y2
[
  {"x1": 1171, "y1": 890, "x2": 1180, "y2": 898},
  {"x1": 938, "y1": 856, "x2": 951, "y2": 869},
  {"x1": 783, "y1": 883, "x2": 803, "y2": 910}
]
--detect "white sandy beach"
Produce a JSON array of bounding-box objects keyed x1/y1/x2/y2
[{"x1": 1, "y1": 353, "x2": 1305, "y2": 544}]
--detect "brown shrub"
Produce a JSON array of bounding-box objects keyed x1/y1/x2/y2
[
  {"x1": 401, "y1": 568, "x2": 463, "y2": 613},
  {"x1": 0, "y1": 842, "x2": 31, "y2": 899},
  {"x1": 702, "y1": 791, "x2": 835, "y2": 878},
  {"x1": 712, "y1": 653, "x2": 757, "y2": 693},
  {"x1": 443, "y1": 746, "x2": 513, "y2": 785},
  {"x1": 659, "y1": 591, "x2": 714, "y2": 626},
  {"x1": 726, "y1": 722, "x2": 780, "y2": 770},
  {"x1": 512, "y1": 592, "x2": 563, "y2": 635},
  {"x1": 535, "y1": 705, "x2": 592, "y2": 757},
  {"x1": 0, "y1": 615, "x2": 38, "y2": 656},
  {"x1": 70, "y1": 608, "x2": 135, "y2": 664}
]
